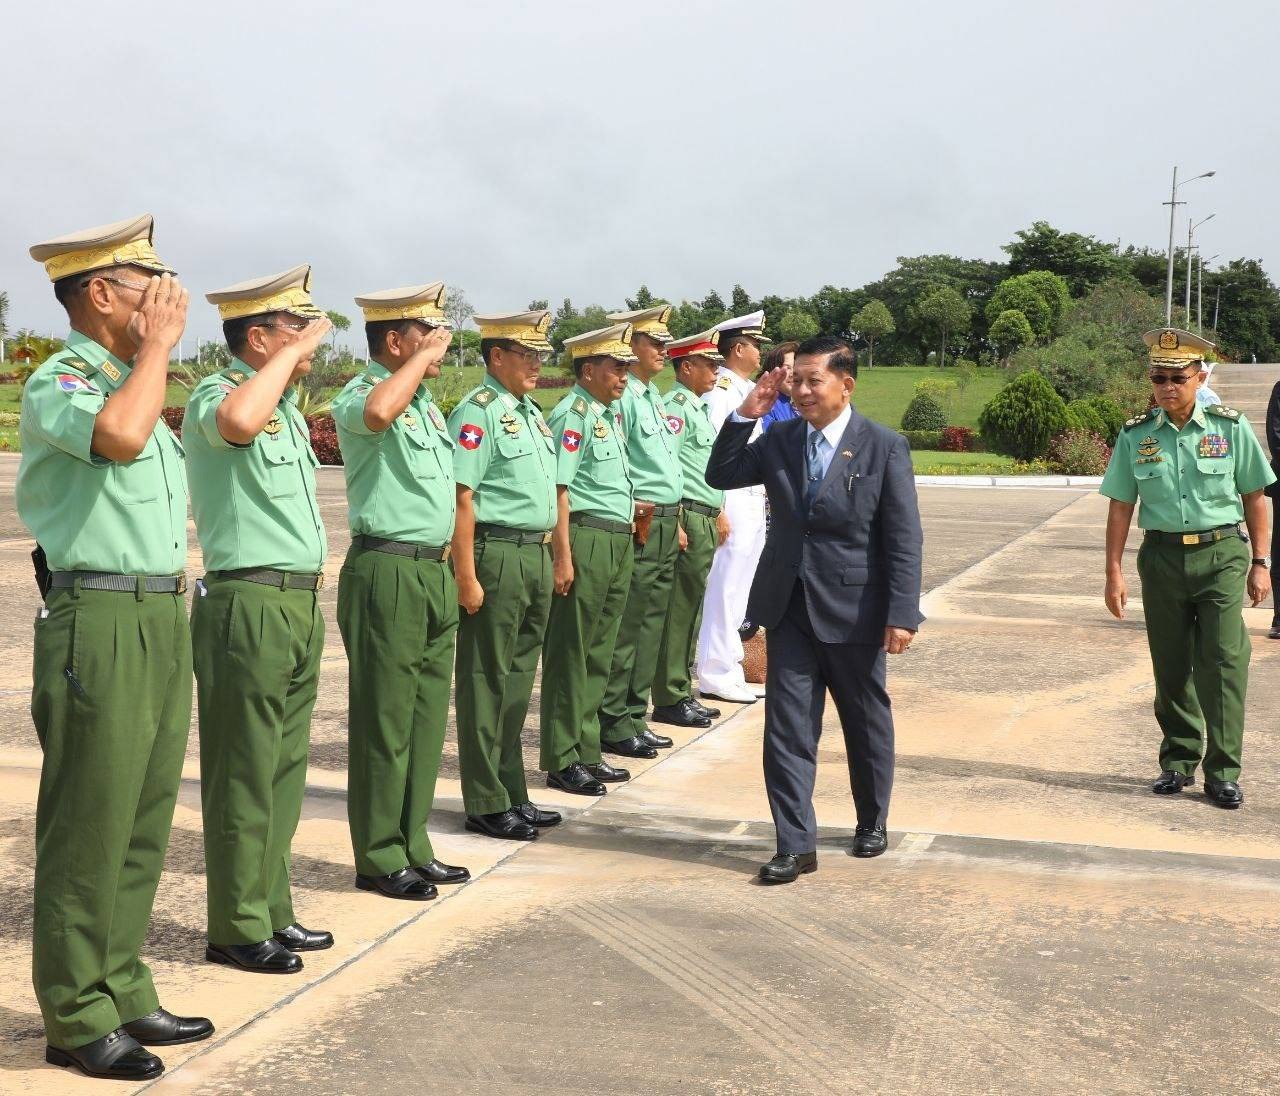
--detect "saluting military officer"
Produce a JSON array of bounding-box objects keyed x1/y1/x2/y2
[
  {"x1": 449, "y1": 310, "x2": 563, "y2": 841},
  {"x1": 652, "y1": 329, "x2": 729, "y2": 729},
  {"x1": 539, "y1": 323, "x2": 638, "y2": 796},
  {"x1": 596, "y1": 305, "x2": 685, "y2": 759},
  {"x1": 19, "y1": 216, "x2": 212, "y2": 1081},
  {"x1": 1102, "y1": 327, "x2": 1275, "y2": 809},
  {"x1": 186, "y1": 266, "x2": 335, "y2": 974},
  {"x1": 334, "y1": 282, "x2": 469, "y2": 900}
]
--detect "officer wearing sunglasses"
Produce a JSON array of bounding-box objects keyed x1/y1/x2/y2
[{"x1": 1100, "y1": 327, "x2": 1275, "y2": 810}]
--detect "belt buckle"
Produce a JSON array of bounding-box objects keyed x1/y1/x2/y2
[
  {"x1": 442, "y1": 545, "x2": 452, "y2": 563},
  {"x1": 1182, "y1": 534, "x2": 1199, "y2": 546},
  {"x1": 540, "y1": 532, "x2": 552, "y2": 545},
  {"x1": 315, "y1": 573, "x2": 326, "y2": 590},
  {"x1": 176, "y1": 574, "x2": 188, "y2": 594}
]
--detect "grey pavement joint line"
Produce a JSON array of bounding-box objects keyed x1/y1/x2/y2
[{"x1": 145, "y1": 699, "x2": 764, "y2": 1089}]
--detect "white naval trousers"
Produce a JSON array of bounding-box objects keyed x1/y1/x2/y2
[{"x1": 696, "y1": 485, "x2": 766, "y2": 694}]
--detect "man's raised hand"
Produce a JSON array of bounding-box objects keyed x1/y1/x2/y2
[
  {"x1": 737, "y1": 366, "x2": 787, "y2": 419},
  {"x1": 127, "y1": 273, "x2": 189, "y2": 351}
]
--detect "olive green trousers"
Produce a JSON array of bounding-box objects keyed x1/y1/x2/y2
[{"x1": 652, "y1": 510, "x2": 717, "y2": 707}]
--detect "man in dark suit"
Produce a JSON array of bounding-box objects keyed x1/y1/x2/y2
[{"x1": 705, "y1": 335, "x2": 924, "y2": 883}]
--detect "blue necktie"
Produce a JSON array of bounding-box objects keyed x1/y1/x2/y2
[{"x1": 805, "y1": 430, "x2": 823, "y2": 512}]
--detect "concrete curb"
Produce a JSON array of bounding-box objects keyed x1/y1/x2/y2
[{"x1": 915, "y1": 474, "x2": 1101, "y2": 488}]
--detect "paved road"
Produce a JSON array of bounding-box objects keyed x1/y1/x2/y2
[{"x1": 2, "y1": 365, "x2": 1280, "y2": 1094}]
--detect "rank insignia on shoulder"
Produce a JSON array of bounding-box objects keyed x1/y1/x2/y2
[
  {"x1": 1124, "y1": 408, "x2": 1157, "y2": 429},
  {"x1": 100, "y1": 361, "x2": 122, "y2": 383},
  {"x1": 63, "y1": 356, "x2": 91, "y2": 370},
  {"x1": 470, "y1": 388, "x2": 496, "y2": 408},
  {"x1": 672, "y1": 391, "x2": 687, "y2": 404},
  {"x1": 715, "y1": 376, "x2": 732, "y2": 390},
  {"x1": 570, "y1": 396, "x2": 588, "y2": 416},
  {"x1": 1206, "y1": 405, "x2": 1240, "y2": 420},
  {"x1": 227, "y1": 370, "x2": 247, "y2": 384}
]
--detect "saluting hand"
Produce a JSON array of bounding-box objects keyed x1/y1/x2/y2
[
  {"x1": 288, "y1": 317, "x2": 334, "y2": 376},
  {"x1": 737, "y1": 366, "x2": 787, "y2": 420},
  {"x1": 411, "y1": 327, "x2": 453, "y2": 370},
  {"x1": 127, "y1": 273, "x2": 189, "y2": 351}
]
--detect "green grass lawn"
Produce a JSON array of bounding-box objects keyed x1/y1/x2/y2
[
  {"x1": 851, "y1": 365, "x2": 1005, "y2": 430},
  {"x1": 909, "y1": 450, "x2": 1027, "y2": 474}
]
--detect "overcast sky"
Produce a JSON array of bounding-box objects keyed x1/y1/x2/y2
[{"x1": 1, "y1": 0, "x2": 1274, "y2": 347}]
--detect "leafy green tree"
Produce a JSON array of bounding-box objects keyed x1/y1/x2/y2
[
  {"x1": 805, "y1": 285, "x2": 859, "y2": 336},
  {"x1": 730, "y1": 284, "x2": 756, "y2": 315},
  {"x1": 548, "y1": 300, "x2": 609, "y2": 354},
  {"x1": 1209, "y1": 258, "x2": 1280, "y2": 360},
  {"x1": 778, "y1": 308, "x2": 819, "y2": 342},
  {"x1": 1018, "y1": 271, "x2": 1071, "y2": 330},
  {"x1": 325, "y1": 310, "x2": 351, "y2": 350},
  {"x1": 0, "y1": 291, "x2": 9, "y2": 354},
  {"x1": 526, "y1": 298, "x2": 549, "y2": 311},
  {"x1": 851, "y1": 299, "x2": 894, "y2": 367},
  {"x1": 978, "y1": 370, "x2": 1069, "y2": 460},
  {"x1": 985, "y1": 277, "x2": 1052, "y2": 340},
  {"x1": 625, "y1": 285, "x2": 657, "y2": 310},
  {"x1": 1003, "y1": 221, "x2": 1125, "y2": 295},
  {"x1": 988, "y1": 309, "x2": 1034, "y2": 362},
  {"x1": 917, "y1": 286, "x2": 971, "y2": 367}
]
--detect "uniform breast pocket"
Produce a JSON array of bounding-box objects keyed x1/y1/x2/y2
[
  {"x1": 406, "y1": 430, "x2": 442, "y2": 479},
  {"x1": 111, "y1": 448, "x2": 158, "y2": 503},
  {"x1": 591, "y1": 440, "x2": 619, "y2": 463},
  {"x1": 1195, "y1": 458, "x2": 1235, "y2": 500},
  {"x1": 695, "y1": 425, "x2": 715, "y2": 447},
  {"x1": 261, "y1": 444, "x2": 302, "y2": 498},
  {"x1": 497, "y1": 434, "x2": 539, "y2": 481}
]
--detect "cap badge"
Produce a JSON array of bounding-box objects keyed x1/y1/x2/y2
[{"x1": 1158, "y1": 330, "x2": 1180, "y2": 351}]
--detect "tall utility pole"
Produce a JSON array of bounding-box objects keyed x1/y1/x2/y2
[
  {"x1": 1214, "y1": 282, "x2": 1233, "y2": 333},
  {"x1": 1198, "y1": 253, "x2": 1218, "y2": 334},
  {"x1": 1163, "y1": 166, "x2": 1216, "y2": 324},
  {"x1": 1185, "y1": 213, "x2": 1214, "y2": 322}
]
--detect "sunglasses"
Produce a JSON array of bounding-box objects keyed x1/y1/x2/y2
[{"x1": 1149, "y1": 373, "x2": 1197, "y2": 387}]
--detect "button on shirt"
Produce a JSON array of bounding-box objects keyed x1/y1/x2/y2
[
  {"x1": 663, "y1": 382, "x2": 723, "y2": 509},
  {"x1": 548, "y1": 386, "x2": 634, "y2": 522},
  {"x1": 332, "y1": 363, "x2": 456, "y2": 545},
  {"x1": 184, "y1": 360, "x2": 327, "y2": 571},
  {"x1": 16, "y1": 330, "x2": 188, "y2": 574},
  {"x1": 1100, "y1": 404, "x2": 1275, "y2": 531},
  {"x1": 447, "y1": 373, "x2": 557, "y2": 532},
  {"x1": 618, "y1": 373, "x2": 682, "y2": 505}
]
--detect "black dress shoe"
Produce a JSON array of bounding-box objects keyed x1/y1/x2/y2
[
  {"x1": 758, "y1": 852, "x2": 817, "y2": 883},
  {"x1": 122, "y1": 1007, "x2": 214, "y2": 1046},
  {"x1": 206, "y1": 939, "x2": 302, "y2": 974},
  {"x1": 466, "y1": 809, "x2": 539, "y2": 840},
  {"x1": 547, "y1": 762, "x2": 607, "y2": 796},
  {"x1": 650, "y1": 699, "x2": 709, "y2": 731},
  {"x1": 274, "y1": 923, "x2": 334, "y2": 951},
  {"x1": 852, "y1": 825, "x2": 888, "y2": 858},
  {"x1": 355, "y1": 867, "x2": 437, "y2": 900},
  {"x1": 602, "y1": 735, "x2": 659, "y2": 759},
  {"x1": 513, "y1": 801, "x2": 562, "y2": 828},
  {"x1": 415, "y1": 858, "x2": 471, "y2": 885},
  {"x1": 1152, "y1": 770, "x2": 1195, "y2": 795},
  {"x1": 1205, "y1": 779, "x2": 1244, "y2": 809},
  {"x1": 690, "y1": 697, "x2": 721, "y2": 719},
  {"x1": 46, "y1": 1030, "x2": 163, "y2": 1080},
  {"x1": 639, "y1": 725, "x2": 676, "y2": 748},
  {"x1": 585, "y1": 760, "x2": 630, "y2": 782}
]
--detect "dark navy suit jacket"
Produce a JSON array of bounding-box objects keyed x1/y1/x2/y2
[{"x1": 705, "y1": 408, "x2": 925, "y2": 645}]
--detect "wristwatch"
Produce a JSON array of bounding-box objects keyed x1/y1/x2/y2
[{"x1": 1252, "y1": 556, "x2": 1271, "y2": 568}]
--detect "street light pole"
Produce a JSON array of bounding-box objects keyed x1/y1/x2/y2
[
  {"x1": 1213, "y1": 282, "x2": 1233, "y2": 333},
  {"x1": 1185, "y1": 213, "x2": 1214, "y2": 323},
  {"x1": 1198, "y1": 253, "x2": 1218, "y2": 335},
  {"x1": 1163, "y1": 166, "x2": 1215, "y2": 325}
]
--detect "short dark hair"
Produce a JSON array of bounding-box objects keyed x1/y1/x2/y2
[
  {"x1": 719, "y1": 333, "x2": 747, "y2": 359},
  {"x1": 795, "y1": 335, "x2": 857, "y2": 378},
  {"x1": 480, "y1": 337, "x2": 525, "y2": 366},
  {"x1": 51, "y1": 264, "x2": 136, "y2": 316},
  {"x1": 365, "y1": 318, "x2": 423, "y2": 359},
  {"x1": 223, "y1": 311, "x2": 290, "y2": 357},
  {"x1": 758, "y1": 340, "x2": 799, "y2": 378}
]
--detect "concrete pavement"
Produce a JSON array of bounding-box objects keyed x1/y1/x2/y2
[{"x1": 1, "y1": 365, "x2": 1280, "y2": 1094}]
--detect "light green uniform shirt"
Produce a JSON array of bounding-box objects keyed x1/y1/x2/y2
[
  {"x1": 185, "y1": 359, "x2": 327, "y2": 571},
  {"x1": 1100, "y1": 403, "x2": 1275, "y2": 531},
  {"x1": 332, "y1": 363, "x2": 456, "y2": 545},
  {"x1": 16, "y1": 330, "x2": 188, "y2": 574},
  {"x1": 447, "y1": 373, "x2": 557, "y2": 532},
  {"x1": 547, "y1": 385, "x2": 634, "y2": 523},
  {"x1": 663, "y1": 381, "x2": 724, "y2": 510},
  {"x1": 617, "y1": 373, "x2": 683, "y2": 505}
]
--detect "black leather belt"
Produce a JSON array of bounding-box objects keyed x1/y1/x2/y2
[
  {"x1": 569, "y1": 514, "x2": 635, "y2": 534},
  {"x1": 1144, "y1": 524, "x2": 1243, "y2": 546},
  {"x1": 355, "y1": 534, "x2": 450, "y2": 562},
  {"x1": 475, "y1": 523, "x2": 552, "y2": 546},
  {"x1": 680, "y1": 499, "x2": 721, "y2": 518},
  {"x1": 643, "y1": 503, "x2": 682, "y2": 518},
  {"x1": 51, "y1": 572, "x2": 186, "y2": 594},
  {"x1": 210, "y1": 568, "x2": 326, "y2": 590}
]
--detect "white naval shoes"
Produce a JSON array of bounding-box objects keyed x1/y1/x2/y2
[{"x1": 698, "y1": 682, "x2": 759, "y2": 704}]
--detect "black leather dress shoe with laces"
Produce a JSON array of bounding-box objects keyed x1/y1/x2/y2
[
  {"x1": 586, "y1": 760, "x2": 630, "y2": 782},
  {"x1": 758, "y1": 852, "x2": 818, "y2": 883},
  {"x1": 548, "y1": 763, "x2": 607, "y2": 796},
  {"x1": 205, "y1": 939, "x2": 302, "y2": 974},
  {"x1": 690, "y1": 697, "x2": 721, "y2": 719},
  {"x1": 1204, "y1": 779, "x2": 1244, "y2": 809},
  {"x1": 650, "y1": 700, "x2": 708, "y2": 730},
  {"x1": 122, "y1": 1007, "x2": 214, "y2": 1046},
  {"x1": 415, "y1": 858, "x2": 471, "y2": 885},
  {"x1": 639, "y1": 725, "x2": 677, "y2": 748},
  {"x1": 852, "y1": 826, "x2": 888, "y2": 858},
  {"x1": 1152, "y1": 770, "x2": 1194, "y2": 795},
  {"x1": 46, "y1": 1030, "x2": 164, "y2": 1080},
  {"x1": 466, "y1": 809, "x2": 538, "y2": 840},
  {"x1": 274, "y1": 923, "x2": 334, "y2": 951},
  {"x1": 602, "y1": 735, "x2": 659, "y2": 759},
  {"x1": 356, "y1": 867, "x2": 437, "y2": 900},
  {"x1": 513, "y1": 802, "x2": 562, "y2": 828}
]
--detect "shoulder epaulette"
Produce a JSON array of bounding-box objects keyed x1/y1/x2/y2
[
  {"x1": 715, "y1": 376, "x2": 732, "y2": 390},
  {"x1": 223, "y1": 368, "x2": 248, "y2": 385},
  {"x1": 569, "y1": 396, "x2": 587, "y2": 416},
  {"x1": 1123, "y1": 408, "x2": 1157, "y2": 430},
  {"x1": 671, "y1": 391, "x2": 687, "y2": 405},
  {"x1": 1206, "y1": 404, "x2": 1241, "y2": 421},
  {"x1": 469, "y1": 388, "x2": 496, "y2": 408},
  {"x1": 63, "y1": 356, "x2": 91, "y2": 371}
]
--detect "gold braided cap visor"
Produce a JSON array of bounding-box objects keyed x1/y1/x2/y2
[
  {"x1": 42, "y1": 238, "x2": 174, "y2": 281},
  {"x1": 476, "y1": 322, "x2": 553, "y2": 352},
  {"x1": 215, "y1": 287, "x2": 325, "y2": 322},
  {"x1": 360, "y1": 303, "x2": 449, "y2": 324}
]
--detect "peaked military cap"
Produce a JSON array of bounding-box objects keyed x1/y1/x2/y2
[
  {"x1": 474, "y1": 309, "x2": 554, "y2": 352},
  {"x1": 714, "y1": 309, "x2": 771, "y2": 343},
  {"x1": 666, "y1": 328, "x2": 722, "y2": 362},
  {"x1": 355, "y1": 282, "x2": 448, "y2": 325},
  {"x1": 30, "y1": 213, "x2": 174, "y2": 282},
  {"x1": 563, "y1": 322, "x2": 637, "y2": 362},
  {"x1": 608, "y1": 305, "x2": 673, "y2": 344},
  {"x1": 1144, "y1": 327, "x2": 1214, "y2": 368},
  {"x1": 206, "y1": 264, "x2": 325, "y2": 321}
]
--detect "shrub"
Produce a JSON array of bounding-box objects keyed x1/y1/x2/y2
[
  {"x1": 161, "y1": 406, "x2": 185, "y2": 436},
  {"x1": 306, "y1": 413, "x2": 342, "y2": 466},
  {"x1": 901, "y1": 393, "x2": 947, "y2": 431},
  {"x1": 978, "y1": 370, "x2": 1069, "y2": 460},
  {"x1": 1079, "y1": 395, "x2": 1126, "y2": 444},
  {"x1": 1064, "y1": 398, "x2": 1108, "y2": 438},
  {"x1": 940, "y1": 425, "x2": 975, "y2": 452},
  {"x1": 1047, "y1": 429, "x2": 1111, "y2": 475},
  {"x1": 901, "y1": 429, "x2": 944, "y2": 450}
]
